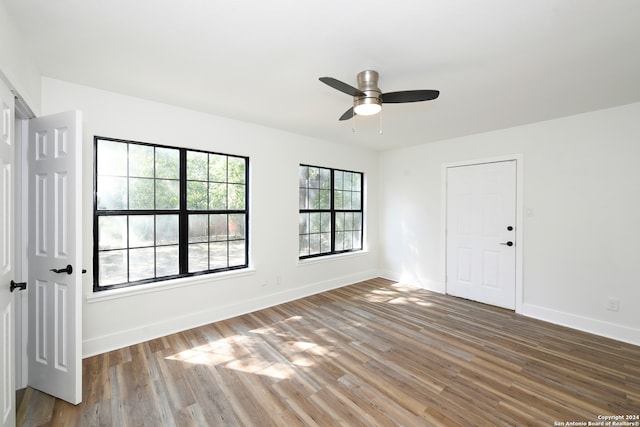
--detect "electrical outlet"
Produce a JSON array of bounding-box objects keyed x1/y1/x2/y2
[{"x1": 606, "y1": 297, "x2": 619, "y2": 312}]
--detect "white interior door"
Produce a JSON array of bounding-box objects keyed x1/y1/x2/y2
[
  {"x1": 446, "y1": 160, "x2": 516, "y2": 309},
  {"x1": 0, "y1": 78, "x2": 16, "y2": 427},
  {"x1": 27, "y1": 111, "x2": 82, "y2": 405}
]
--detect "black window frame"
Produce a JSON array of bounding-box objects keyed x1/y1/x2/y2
[
  {"x1": 299, "y1": 164, "x2": 364, "y2": 259},
  {"x1": 93, "y1": 136, "x2": 249, "y2": 291}
]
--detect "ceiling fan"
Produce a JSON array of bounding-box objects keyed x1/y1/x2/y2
[{"x1": 319, "y1": 70, "x2": 440, "y2": 121}]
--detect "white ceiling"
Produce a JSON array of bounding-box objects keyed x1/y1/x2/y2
[{"x1": 5, "y1": 0, "x2": 640, "y2": 151}]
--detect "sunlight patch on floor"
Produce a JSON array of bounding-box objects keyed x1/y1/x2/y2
[
  {"x1": 363, "y1": 285, "x2": 434, "y2": 308},
  {"x1": 389, "y1": 296, "x2": 428, "y2": 305},
  {"x1": 416, "y1": 301, "x2": 433, "y2": 307},
  {"x1": 165, "y1": 332, "x2": 337, "y2": 379},
  {"x1": 256, "y1": 362, "x2": 298, "y2": 379}
]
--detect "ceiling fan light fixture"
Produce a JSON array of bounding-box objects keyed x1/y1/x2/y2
[
  {"x1": 319, "y1": 69, "x2": 439, "y2": 123},
  {"x1": 353, "y1": 98, "x2": 382, "y2": 116}
]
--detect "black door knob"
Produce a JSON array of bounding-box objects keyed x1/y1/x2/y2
[
  {"x1": 50, "y1": 264, "x2": 73, "y2": 274},
  {"x1": 500, "y1": 241, "x2": 514, "y2": 247},
  {"x1": 507, "y1": 226, "x2": 514, "y2": 231},
  {"x1": 10, "y1": 280, "x2": 27, "y2": 292}
]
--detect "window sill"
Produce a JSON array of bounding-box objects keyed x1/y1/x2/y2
[
  {"x1": 297, "y1": 250, "x2": 368, "y2": 266},
  {"x1": 86, "y1": 268, "x2": 257, "y2": 304}
]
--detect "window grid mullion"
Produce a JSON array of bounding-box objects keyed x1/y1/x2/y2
[
  {"x1": 179, "y1": 149, "x2": 188, "y2": 275},
  {"x1": 126, "y1": 215, "x2": 131, "y2": 284},
  {"x1": 330, "y1": 169, "x2": 335, "y2": 254},
  {"x1": 152, "y1": 146, "x2": 157, "y2": 279}
]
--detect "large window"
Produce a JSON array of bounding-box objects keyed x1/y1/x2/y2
[
  {"x1": 299, "y1": 164, "x2": 363, "y2": 258},
  {"x1": 94, "y1": 136, "x2": 248, "y2": 291}
]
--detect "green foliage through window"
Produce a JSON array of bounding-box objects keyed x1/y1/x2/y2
[
  {"x1": 94, "y1": 136, "x2": 248, "y2": 291},
  {"x1": 299, "y1": 164, "x2": 363, "y2": 258}
]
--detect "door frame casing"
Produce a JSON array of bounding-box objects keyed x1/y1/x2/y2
[
  {"x1": 1, "y1": 70, "x2": 35, "y2": 394},
  {"x1": 441, "y1": 154, "x2": 524, "y2": 313},
  {"x1": 14, "y1": 118, "x2": 28, "y2": 389}
]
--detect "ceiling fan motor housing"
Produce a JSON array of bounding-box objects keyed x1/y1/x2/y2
[{"x1": 354, "y1": 70, "x2": 382, "y2": 115}]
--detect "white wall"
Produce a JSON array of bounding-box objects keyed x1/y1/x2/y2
[
  {"x1": 38, "y1": 76, "x2": 640, "y2": 353},
  {"x1": 41, "y1": 77, "x2": 380, "y2": 357},
  {"x1": 379, "y1": 102, "x2": 640, "y2": 345},
  {"x1": 0, "y1": 1, "x2": 40, "y2": 115}
]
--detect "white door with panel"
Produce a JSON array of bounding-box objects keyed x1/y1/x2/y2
[
  {"x1": 446, "y1": 160, "x2": 516, "y2": 309},
  {"x1": 0, "y1": 77, "x2": 16, "y2": 427},
  {"x1": 27, "y1": 111, "x2": 82, "y2": 405}
]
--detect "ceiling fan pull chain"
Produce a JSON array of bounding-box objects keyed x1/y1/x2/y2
[
  {"x1": 352, "y1": 112, "x2": 357, "y2": 133},
  {"x1": 379, "y1": 108, "x2": 383, "y2": 135}
]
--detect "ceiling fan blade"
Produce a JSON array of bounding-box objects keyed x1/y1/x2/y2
[
  {"x1": 339, "y1": 107, "x2": 355, "y2": 121},
  {"x1": 380, "y1": 90, "x2": 440, "y2": 103},
  {"x1": 320, "y1": 77, "x2": 365, "y2": 97}
]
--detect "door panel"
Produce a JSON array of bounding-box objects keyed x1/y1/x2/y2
[
  {"x1": 482, "y1": 250, "x2": 499, "y2": 288},
  {"x1": 446, "y1": 160, "x2": 516, "y2": 309},
  {"x1": 457, "y1": 247, "x2": 472, "y2": 283},
  {"x1": 27, "y1": 111, "x2": 82, "y2": 405},
  {"x1": 0, "y1": 78, "x2": 16, "y2": 427}
]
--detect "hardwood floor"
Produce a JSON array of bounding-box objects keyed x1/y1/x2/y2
[{"x1": 17, "y1": 278, "x2": 640, "y2": 426}]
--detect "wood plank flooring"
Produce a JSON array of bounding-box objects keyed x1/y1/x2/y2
[{"x1": 17, "y1": 278, "x2": 640, "y2": 426}]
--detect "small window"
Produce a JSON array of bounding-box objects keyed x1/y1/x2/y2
[
  {"x1": 94, "y1": 136, "x2": 249, "y2": 291},
  {"x1": 299, "y1": 165, "x2": 363, "y2": 258}
]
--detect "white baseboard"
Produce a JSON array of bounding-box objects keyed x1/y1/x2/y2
[
  {"x1": 378, "y1": 270, "x2": 446, "y2": 294},
  {"x1": 82, "y1": 270, "x2": 378, "y2": 358},
  {"x1": 380, "y1": 270, "x2": 638, "y2": 347},
  {"x1": 520, "y1": 303, "x2": 640, "y2": 347}
]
